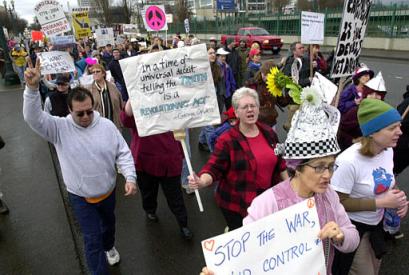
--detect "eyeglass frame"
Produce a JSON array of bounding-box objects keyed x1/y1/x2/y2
[
  {"x1": 75, "y1": 109, "x2": 94, "y2": 117},
  {"x1": 303, "y1": 163, "x2": 337, "y2": 174}
]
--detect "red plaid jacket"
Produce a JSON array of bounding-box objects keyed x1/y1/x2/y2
[{"x1": 199, "y1": 122, "x2": 286, "y2": 217}]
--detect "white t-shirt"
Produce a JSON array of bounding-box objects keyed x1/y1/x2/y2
[{"x1": 331, "y1": 143, "x2": 395, "y2": 225}]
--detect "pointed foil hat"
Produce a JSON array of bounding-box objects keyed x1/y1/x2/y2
[
  {"x1": 365, "y1": 71, "x2": 386, "y2": 92},
  {"x1": 275, "y1": 88, "x2": 341, "y2": 159}
]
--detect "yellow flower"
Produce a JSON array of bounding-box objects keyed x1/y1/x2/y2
[{"x1": 266, "y1": 67, "x2": 283, "y2": 97}]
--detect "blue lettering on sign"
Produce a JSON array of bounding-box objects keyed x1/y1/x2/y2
[
  {"x1": 285, "y1": 211, "x2": 316, "y2": 233},
  {"x1": 214, "y1": 231, "x2": 251, "y2": 266},
  {"x1": 262, "y1": 242, "x2": 312, "y2": 271},
  {"x1": 180, "y1": 73, "x2": 208, "y2": 86},
  {"x1": 230, "y1": 269, "x2": 252, "y2": 275},
  {"x1": 257, "y1": 228, "x2": 275, "y2": 247}
]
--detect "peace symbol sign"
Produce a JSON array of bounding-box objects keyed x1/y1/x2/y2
[{"x1": 145, "y1": 6, "x2": 166, "y2": 31}]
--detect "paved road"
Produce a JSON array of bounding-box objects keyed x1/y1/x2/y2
[{"x1": 0, "y1": 55, "x2": 408, "y2": 275}]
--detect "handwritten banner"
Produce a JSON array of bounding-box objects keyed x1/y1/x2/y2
[
  {"x1": 72, "y1": 11, "x2": 92, "y2": 39},
  {"x1": 301, "y1": 11, "x2": 325, "y2": 45},
  {"x1": 34, "y1": 0, "x2": 71, "y2": 37},
  {"x1": 120, "y1": 43, "x2": 221, "y2": 137},
  {"x1": 37, "y1": 51, "x2": 76, "y2": 75},
  {"x1": 202, "y1": 199, "x2": 326, "y2": 275},
  {"x1": 331, "y1": 0, "x2": 373, "y2": 78},
  {"x1": 94, "y1": 28, "x2": 115, "y2": 47}
]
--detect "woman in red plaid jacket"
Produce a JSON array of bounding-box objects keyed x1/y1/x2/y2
[{"x1": 189, "y1": 87, "x2": 288, "y2": 231}]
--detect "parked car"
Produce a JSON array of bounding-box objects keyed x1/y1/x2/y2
[{"x1": 221, "y1": 27, "x2": 283, "y2": 54}]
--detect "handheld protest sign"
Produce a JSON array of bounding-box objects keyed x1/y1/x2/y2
[
  {"x1": 37, "y1": 51, "x2": 76, "y2": 75},
  {"x1": 34, "y1": 0, "x2": 71, "y2": 36},
  {"x1": 202, "y1": 199, "x2": 326, "y2": 274},
  {"x1": 142, "y1": 5, "x2": 168, "y2": 32},
  {"x1": 120, "y1": 43, "x2": 221, "y2": 137},
  {"x1": 173, "y1": 129, "x2": 204, "y2": 212},
  {"x1": 330, "y1": 0, "x2": 373, "y2": 78}
]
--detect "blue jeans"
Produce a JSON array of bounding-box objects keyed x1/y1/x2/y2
[
  {"x1": 15, "y1": 65, "x2": 25, "y2": 84},
  {"x1": 199, "y1": 126, "x2": 215, "y2": 152},
  {"x1": 68, "y1": 190, "x2": 116, "y2": 275}
]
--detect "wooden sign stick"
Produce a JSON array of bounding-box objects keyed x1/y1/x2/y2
[
  {"x1": 173, "y1": 129, "x2": 204, "y2": 212},
  {"x1": 332, "y1": 76, "x2": 347, "y2": 108}
]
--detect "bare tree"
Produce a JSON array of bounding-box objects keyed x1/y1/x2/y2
[
  {"x1": 174, "y1": 0, "x2": 193, "y2": 23},
  {"x1": 296, "y1": 0, "x2": 313, "y2": 11},
  {"x1": 93, "y1": 0, "x2": 112, "y2": 26},
  {"x1": 120, "y1": 0, "x2": 133, "y2": 24}
]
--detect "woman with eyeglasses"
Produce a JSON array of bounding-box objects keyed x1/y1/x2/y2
[
  {"x1": 189, "y1": 87, "x2": 288, "y2": 231},
  {"x1": 198, "y1": 87, "x2": 359, "y2": 275},
  {"x1": 331, "y1": 99, "x2": 408, "y2": 275},
  {"x1": 85, "y1": 64, "x2": 123, "y2": 130}
]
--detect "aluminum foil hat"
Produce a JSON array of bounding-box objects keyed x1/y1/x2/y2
[
  {"x1": 365, "y1": 71, "x2": 386, "y2": 92},
  {"x1": 275, "y1": 87, "x2": 341, "y2": 159}
]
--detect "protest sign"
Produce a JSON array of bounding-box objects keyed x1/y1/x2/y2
[
  {"x1": 37, "y1": 51, "x2": 76, "y2": 75},
  {"x1": 184, "y1": 19, "x2": 190, "y2": 34},
  {"x1": 331, "y1": 0, "x2": 373, "y2": 78},
  {"x1": 120, "y1": 43, "x2": 221, "y2": 137},
  {"x1": 311, "y1": 72, "x2": 338, "y2": 104},
  {"x1": 123, "y1": 24, "x2": 139, "y2": 35},
  {"x1": 95, "y1": 28, "x2": 115, "y2": 47},
  {"x1": 31, "y1": 31, "x2": 44, "y2": 42},
  {"x1": 72, "y1": 11, "x2": 92, "y2": 39},
  {"x1": 34, "y1": 0, "x2": 71, "y2": 36},
  {"x1": 301, "y1": 11, "x2": 325, "y2": 45},
  {"x1": 202, "y1": 198, "x2": 326, "y2": 275},
  {"x1": 142, "y1": 5, "x2": 168, "y2": 32},
  {"x1": 50, "y1": 35, "x2": 76, "y2": 47}
]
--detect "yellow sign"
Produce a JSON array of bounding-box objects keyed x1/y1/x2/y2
[{"x1": 72, "y1": 11, "x2": 91, "y2": 39}]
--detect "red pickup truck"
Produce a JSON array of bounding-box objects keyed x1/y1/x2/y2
[{"x1": 220, "y1": 27, "x2": 283, "y2": 54}]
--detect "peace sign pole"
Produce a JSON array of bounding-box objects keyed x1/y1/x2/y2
[{"x1": 173, "y1": 129, "x2": 204, "y2": 212}]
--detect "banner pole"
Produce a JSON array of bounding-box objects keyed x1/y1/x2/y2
[
  {"x1": 173, "y1": 129, "x2": 204, "y2": 212},
  {"x1": 332, "y1": 77, "x2": 347, "y2": 107},
  {"x1": 310, "y1": 44, "x2": 313, "y2": 79}
]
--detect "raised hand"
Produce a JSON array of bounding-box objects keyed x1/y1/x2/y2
[{"x1": 24, "y1": 57, "x2": 41, "y2": 90}]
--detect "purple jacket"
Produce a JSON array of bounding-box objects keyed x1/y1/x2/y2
[
  {"x1": 338, "y1": 84, "x2": 359, "y2": 114},
  {"x1": 218, "y1": 61, "x2": 236, "y2": 98},
  {"x1": 244, "y1": 179, "x2": 359, "y2": 275}
]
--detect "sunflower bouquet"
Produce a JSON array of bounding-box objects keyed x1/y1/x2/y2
[{"x1": 265, "y1": 67, "x2": 302, "y2": 104}]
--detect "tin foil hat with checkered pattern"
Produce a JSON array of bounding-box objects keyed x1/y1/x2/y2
[{"x1": 275, "y1": 86, "x2": 341, "y2": 159}]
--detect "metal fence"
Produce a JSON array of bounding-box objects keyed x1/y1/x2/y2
[{"x1": 168, "y1": 5, "x2": 409, "y2": 38}]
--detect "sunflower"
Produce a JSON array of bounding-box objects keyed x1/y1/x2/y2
[{"x1": 266, "y1": 67, "x2": 283, "y2": 97}]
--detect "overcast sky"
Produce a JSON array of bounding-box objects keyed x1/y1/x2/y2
[{"x1": 13, "y1": 0, "x2": 407, "y2": 24}]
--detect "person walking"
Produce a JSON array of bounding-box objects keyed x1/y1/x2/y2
[{"x1": 23, "y1": 59, "x2": 137, "y2": 275}]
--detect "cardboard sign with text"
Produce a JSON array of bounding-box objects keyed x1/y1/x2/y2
[
  {"x1": 72, "y1": 11, "x2": 92, "y2": 39},
  {"x1": 202, "y1": 199, "x2": 326, "y2": 275},
  {"x1": 301, "y1": 11, "x2": 325, "y2": 45},
  {"x1": 34, "y1": 0, "x2": 71, "y2": 36},
  {"x1": 331, "y1": 0, "x2": 373, "y2": 78},
  {"x1": 94, "y1": 28, "x2": 115, "y2": 48},
  {"x1": 37, "y1": 51, "x2": 76, "y2": 75},
  {"x1": 120, "y1": 44, "x2": 221, "y2": 137}
]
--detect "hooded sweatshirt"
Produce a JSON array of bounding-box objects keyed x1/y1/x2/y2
[{"x1": 23, "y1": 87, "x2": 136, "y2": 198}]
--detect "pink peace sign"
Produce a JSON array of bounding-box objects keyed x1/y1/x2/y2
[{"x1": 145, "y1": 6, "x2": 166, "y2": 31}]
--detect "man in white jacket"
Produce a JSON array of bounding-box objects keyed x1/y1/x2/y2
[{"x1": 23, "y1": 60, "x2": 137, "y2": 275}]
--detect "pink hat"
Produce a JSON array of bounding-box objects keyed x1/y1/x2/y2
[
  {"x1": 85, "y1": 57, "x2": 98, "y2": 66},
  {"x1": 249, "y1": 48, "x2": 261, "y2": 58}
]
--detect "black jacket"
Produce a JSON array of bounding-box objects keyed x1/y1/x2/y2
[{"x1": 282, "y1": 55, "x2": 312, "y2": 87}]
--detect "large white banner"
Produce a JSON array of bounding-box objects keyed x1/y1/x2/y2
[
  {"x1": 94, "y1": 28, "x2": 115, "y2": 47},
  {"x1": 202, "y1": 198, "x2": 326, "y2": 275},
  {"x1": 331, "y1": 0, "x2": 373, "y2": 78},
  {"x1": 301, "y1": 11, "x2": 325, "y2": 45},
  {"x1": 37, "y1": 51, "x2": 75, "y2": 75},
  {"x1": 120, "y1": 44, "x2": 221, "y2": 137},
  {"x1": 34, "y1": 0, "x2": 71, "y2": 36}
]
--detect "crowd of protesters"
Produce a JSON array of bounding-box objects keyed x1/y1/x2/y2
[{"x1": 0, "y1": 30, "x2": 407, "y2": 275}]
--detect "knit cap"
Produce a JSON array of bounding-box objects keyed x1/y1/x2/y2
[{"x1": 358, "y1": 98, "x2": 401, "y2": 136}]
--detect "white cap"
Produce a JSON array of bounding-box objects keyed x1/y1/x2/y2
[
  {"x1": 365, "y1": 71, "x2": 386, "y2": 92},
  {"x1": 216, "y1": 48, "x2": 230, "y2": 55}
]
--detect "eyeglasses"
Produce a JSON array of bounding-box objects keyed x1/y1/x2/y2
[
  {"x1": 76, "y1": 110, "x2": 94, "y2": 117},
  {"x1": 304, "y1": 163, "x2": 337, "y2": 174},
  {"x1": 92, "y1": 70, "x2": 102, "y2": 74},
  {"x1": 238, "y1": 104, "x2": 258, "y2": 111}
]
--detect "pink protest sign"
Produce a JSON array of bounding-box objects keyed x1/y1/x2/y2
[{"x1": 143, "y1": 5, "x2": 168, "y2": 32}]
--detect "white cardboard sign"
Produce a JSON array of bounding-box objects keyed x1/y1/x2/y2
[
  {"x1": 34, "y1": 0, "x2": 71, "y2": 36},
  {"x1": 120, "y1": 43, "x2": 221, "y2": 137},
  {"x1": 301, "y1": 11, "x2": 325, "y2": 45},
  {"x1": 95, "y1": 28, "x2": 115, "y2": 47},
  {"x1": 202, "y1": 199, "x2": 326, "y2": 275},
  {"x1": 331, "y1": 0, "x2": 373, "y2": 78},
  {"x1": 37, "y1": 51, "x2": 76, "y2": 75}
]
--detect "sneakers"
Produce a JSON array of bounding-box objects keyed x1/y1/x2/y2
[
  {"x1": 105, "y1": 247, "x2": 120, "y2": 266},
  {"x1": 0, "y1": 199, "x2": 9, "y2": 215},
  {"x1": 180, "y1": 227, "x2": 193, "y2": 240}
]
